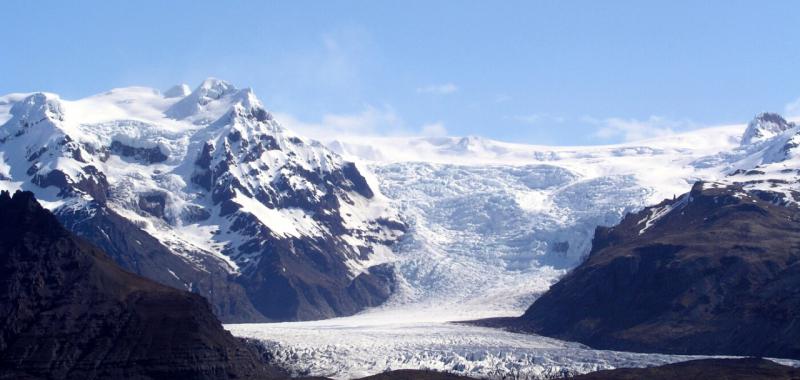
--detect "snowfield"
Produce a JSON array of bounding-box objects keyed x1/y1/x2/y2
[{"x1": 228, "y1": 314, "x2": 799, "y2": 379}]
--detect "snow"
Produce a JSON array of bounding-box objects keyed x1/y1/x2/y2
[
  {"x1": 0, "y1": 79, "x2": 402, "y2": 280},
  {"x1": 228, "y1": 315, "x2": 800, "y2": 379},
  {"x1": 638, "y1": 194, "x2": 688, "y2": 235},
  {"x1": 232, "y1": 190, "x2": 324, "y2": 239}
]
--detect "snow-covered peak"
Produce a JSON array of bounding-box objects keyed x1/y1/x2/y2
[
  {"x1": 8, "y1": 92, "x2": 64, "y2": 123},
  {"x1": 198, "y1": 77, "x2": 236, "y2": 95},
  {"x1": 0, "y1": 92, "x2": 65, "y2": 141},
  {"x1": 164, "y1": 84, "x2": 191, "y2": 98},
  {"x1": 166, "y1": 78, "x2": 262, "y2": 122},
  {"x1": 741, "y1": 112, "x2": 795, "y2": 146}
]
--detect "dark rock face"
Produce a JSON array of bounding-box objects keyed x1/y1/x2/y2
[
  {"x1": 240, "y1": 253, "x2": 396, "y2": 321},
  {"x1": 515, "y1": 182, "x2": 800, "y2": 360},
  {"x1": 356, "y1": 370, "x2": 477, "y2": 380},
  {"x1": 56, "y1": 202, "x2": 267, "y2": 323},
  {"x1": 109, "y1": 140, "x2": 168, "y2": 164},
  {"x1": 0, "y1": 190, "x2": 280, "y2": 379},
  {"x1": 570, "y1": 358, "x2": 800, "y2": 380}
]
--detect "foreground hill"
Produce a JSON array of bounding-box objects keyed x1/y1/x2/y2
[
  {"x1": 0, "y1": 190, "x2": 278, "y2": 379},
  {"x1": 514, "y1": 180, "x2": 800, "y2": 359}
]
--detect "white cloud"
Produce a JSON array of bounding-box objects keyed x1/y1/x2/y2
[
  {"x1": 494, "y1": 94, "x2": 512, "y2": 103},
  {"x1": 785, "y1": 97, "x2": 800, "y2": 118},
  {"x1": 274, "y1": 106, "x2": 402, "y2": 140},
  {"x1": 420, "y1": 122, "x2": 448, "y2": 137},
  {"x1": 586, "y1": 116, "x2": 696, "y2": 142},
  {"x1": 274, "y1": 106, "x2": 447, "y2": 141},
  {"x1": 417, "y1": 83, "x2": 459, "y2": 95}
]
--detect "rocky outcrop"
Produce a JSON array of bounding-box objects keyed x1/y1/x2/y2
[
  {"x1": 512, "y1": 182, "x2": 800, "y2": 359},
  {"x1": 0, "y1": 190, "x2": 281, "y2": 379},
  {"x1": 56, "y1": 202, "x2": 267, "y2": 323},
  {"x1": 741, "y1": 112, "x2": 796, "y2": 146}
]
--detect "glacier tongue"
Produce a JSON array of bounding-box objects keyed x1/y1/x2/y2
[
  {"x1": 367, "y1": 163, "x2": 654, "y2": 318},
  {"x1": 230, "y1": 316, "x2": 800, "y2": 380}
]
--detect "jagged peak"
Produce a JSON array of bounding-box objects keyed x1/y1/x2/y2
[
  {"x1": 0, "y1": 190, "x2": 40, "y2": 209},
  {"x1": 741, "y1": 112, "x2": 796, "y2": 146},
  {"x1": 165, "y1": 78, "x2": 266, "y2": 122},
  {"x1": 7, "y1": 92, "x2": 64, "y2": 124},
  {"x1": 195, "y1": 77, "x2": 236, "y2": 99},
  {"x1": 0, "y1": 190, "x2": 64, "y2": 236}
]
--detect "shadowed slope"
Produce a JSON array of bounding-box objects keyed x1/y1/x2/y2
[{"x1": 0, "y1": 190, "x2": 280, "y2": 379}]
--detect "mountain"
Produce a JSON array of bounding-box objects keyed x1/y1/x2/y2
[
  {"x1": 0, "y1": 79, "x2": 405, "y2": 322},
  {"x1": 0, "y1": 190, "x2": 279, "y2": 379},
  {"x1": 504, "y1": 113, "x2": 800, "y2": 359}
]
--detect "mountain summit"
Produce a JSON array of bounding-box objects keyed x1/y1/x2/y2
[
  {"x1": 741, "y1": 112, "x2": 796, "y2": 146},
  {"x1": 0, "y1": 79, "x2": 405, "y2": 322}
]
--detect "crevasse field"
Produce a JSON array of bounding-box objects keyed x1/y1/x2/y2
[{"x1": 228, "y1": 125, "x2": 800, "y2": 379}]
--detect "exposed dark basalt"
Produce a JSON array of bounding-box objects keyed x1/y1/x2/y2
[
  {"x1": 511, "y1": 182, "x2": 800, "y2": 359},
  {"x1": 109, "y1": 140, "x2": 168, "y2": 164},
  {"x1": 237, "y1": 236, "x2": 397, "y2": 321},
  {"x1": 30, "y1": 167, "x2": 110, "y2": 205},
  {"x1": 569, "y1": 358, "x2": 800, "y2": 380},
  {"x1": 356, "y1": 370, "x2": 477, "y2": 380},
  {"x1": 56, "y1": 201, "x2": 267, "y2": 323},
  {"x1": 0, "y1": 191, "x2": 280, "y2": 379}
]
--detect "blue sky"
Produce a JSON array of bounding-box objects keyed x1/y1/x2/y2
[{"x1": 3, "y1": 1, "x2": 800, "y2": 145}]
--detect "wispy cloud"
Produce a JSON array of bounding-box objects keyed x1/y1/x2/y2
[
  {"x1": 420, "y1": 122, "x2": 448, "y2": 137},
  {"x1": 274, "y1": 106, "x2": 400, "y2": 140},
  {"x1": 274, "y1": 106, "x2": 447, "y2": 141},
  {"x1": 785, "y1": 97, "x2": 800, "y2": 118},
  {"x1": 585, "y1": 116, "x2": 696, "y2": 142},
  {"x1": 494, "y1": 94, "x2": 512, "y2": 103},
  {"x1": 417, "y1": 83, "x2": 459, "y2": 95}
]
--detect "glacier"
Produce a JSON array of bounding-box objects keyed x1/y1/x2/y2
[{"x1": 229, "y1": 121, "x2": 800, "y2": 378}]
